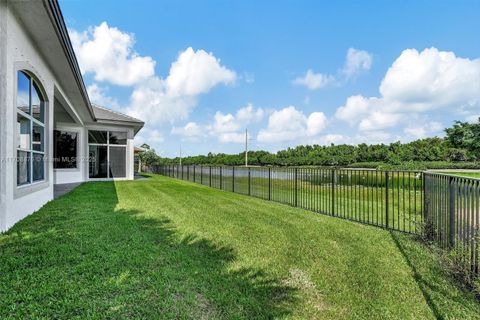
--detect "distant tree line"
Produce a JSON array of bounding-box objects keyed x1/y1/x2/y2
[{"x1": 139, "y1": 119, "x2": 480, "y2": 168}]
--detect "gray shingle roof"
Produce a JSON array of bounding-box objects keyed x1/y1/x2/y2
[{"x1": 92, "y1": 104, "x2": 144, "y2": 125}]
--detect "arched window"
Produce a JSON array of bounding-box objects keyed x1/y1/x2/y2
[{"x1": 16, "y1": 70, "x2": 46, "y2": 186}]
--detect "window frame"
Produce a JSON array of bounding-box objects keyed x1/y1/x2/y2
[
  {"x1": 88, "y1": 129, "x2": 128, "y2": 180},
  {"x1": 15, "y1": 70, "x2": 47, "y2": 188}
]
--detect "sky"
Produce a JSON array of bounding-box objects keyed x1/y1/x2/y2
[{"x1": 60, "y1": 0, "x2": 480, "y2": 157}]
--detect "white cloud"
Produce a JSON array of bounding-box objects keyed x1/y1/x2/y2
[
  {"x1": 134, "y1": 127, "x2": 164, "y2": 147},
  {"x1": 313, "y1": 134, "x2": 349, "y2": 145},
  {"x1": 235, "y1": 103, "x2": 264, "y2": 123},
  {"x1": 358, "y1": 111, "x2": 404, "y2": 131},
  {"x1": 169, "y1": 104, "x2": 263, "y2": 144},
  {"x1": 335, "y1": 47, "x2": 480, "y2": 133},
  {"x1": 165, "y1": 47, "x2": 236, "y2": 97},
  {"x1": 218, "y1": 132, "x2": 246, "y2": 143},
  {"x1": 126, "y1": 76, "x2": 195, "y2": 125},
  {"x1": 292, "y1": 70, "x2": 334, "y2": 90},
  {"x1": 211, "y1": 112, "x2": 239, "y2": 133},
  {"x1": 208, "y1": 103, "x2": 263, "y2": 143},
  {"x1": 293, "y1": 48, "x2": 373, "y2": 90},
  {"x1": 86, "y1": 83, "x2": 120, "y2": 108},
  {"x1": 257, "y1": 106, "x2": 328, "y2": 143},
  {"x1": 126, "y1": 47, "x2": 237, "y2": 125},
  {"x1": 307, "y1": 112, "x2": 329, "y2": 136},
  {"x1": 342, "y1": 48, "x2": 373, "y2": 78},
  {"x1": 335, "y1": 95, "x2": 372, "y2": 125},
  {"x1": 466, "y1": 115, "x2": 480, "y2": 123},
  {"x1": 404, "y1": 121, "x2": 444, "y2": 139},
  {"x1": 70, "y1": 22, "x2": 155, "y2": 86},
  {"x1": 380, "y1": 48, "x2": 480, "y2": 112},
  {"x1": 171, "y1": 122, "x2": 205, "y2": 140}
]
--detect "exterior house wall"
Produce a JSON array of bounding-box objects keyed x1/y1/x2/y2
[
  {"x1": 1, "y1": 3, "x2": 57, "y2": 231},
  {"x1": 0, "y1": 0, "x2": 7, "y2": 231}
]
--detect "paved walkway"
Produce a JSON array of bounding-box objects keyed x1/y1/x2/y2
[{"x1": 54, "y1": 183, "x2": 82, "y2": 199}]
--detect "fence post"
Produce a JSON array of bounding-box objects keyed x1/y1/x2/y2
[
  {"x1": 220, "y1": 167, "x2": 223, "y2": 189},
  {"x1": 294, "y1": 168, "x2": 298, "y2": 207},
  {"x1": 424, "y1": 173, "x2": 429, "y2": 233},
  {"x1": 193, "y1": 165, "x2": 196, "y2": 183},
  {"x1": 385, "y1": 171, "x2": 389, "y2": 228},
  {"x1": 248, "y1": 167, "x2": 251, "y2": 196},
  {"x1": 268, "y1": 167, "x2": 272, "y2": 201},
  {"x1": 201, "y1": 166, "x2": 203, "y2": 184},
  {"x1": 209, "y1": 166, "x2": 212, "y2": 187},
  {"x1": 449, "y1": 176, "x2": 456, "y2": 248},
  {"x1": 232, "y1": 166, "x2": 235, "y2": 192},
  {"x1": 187, "y1": 166, "x2": 189, "y2": 181},
  {"x1": 331, "y1": 169, "x2": 335, "y2": 216}
]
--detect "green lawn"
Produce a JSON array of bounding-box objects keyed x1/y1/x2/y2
[
  {"x1": 1, "y1": 174, "x2": 479, "y2": 319},
  {"x1": 192, "y1": 171, "x2": 423, "y2": 233},
  {"x1": 439, "y1": 171, "x2": 480, "y2": 179}
]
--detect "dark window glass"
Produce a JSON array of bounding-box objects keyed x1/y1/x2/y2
[
  {"x1": 89, "y1": 145, "x2": 108, "y2": 178},
  {"x1": 54, "y1": 130, "x2": 77, "y2": 169},
  {"x1": 32, "y1": 124, "x2": 44, "y2": 152},
  {"x1": 109, "y1": 131, "x2": 127, "y2": 145},
  {"x1": 109, "y1": 146, "x2": 126, "y2": 178},
  {"x1": 32, "y1": 81, "x2": 44, "y2": 123},
  {"x1": 17, "y1": 151, "x2": 30, "y2": 185},
  {"x1": 32, "y1": 153, "x2": 44, "y2": 181},
  {"x1": 17, "y1": 113, "x2": 31, "y2": 150},
  {"x1": 16, "y1": 70, "x2": 46, "y2": 186},
  {"x1": 88, "y1": 130, "x2": 108, "y2": 144},
  {"x1": 17, "y1": 71, "x2": 30, "y2": 114}
]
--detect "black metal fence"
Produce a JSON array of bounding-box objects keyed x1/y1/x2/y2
[
  {"x1": 147, "y1": 165, "x2": 479, "y2": 279},
  {"x1": 424, "y1": 173, "x2": 479, "y2": 280}
]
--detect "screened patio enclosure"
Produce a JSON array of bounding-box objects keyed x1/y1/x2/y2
[{"x1": 88, "y1": 130, "x2": 127, "y2": 179}]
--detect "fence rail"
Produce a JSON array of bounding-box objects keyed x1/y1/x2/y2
[{"x1": 147, "y1": 165, "x2": 479, "y2": 279}]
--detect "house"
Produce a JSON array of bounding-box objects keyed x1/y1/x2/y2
[{"x1": 0, "y1": 0, "x2": 144, "y2": 231}]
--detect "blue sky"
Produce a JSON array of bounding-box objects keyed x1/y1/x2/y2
[{"x1": 61, "y1": 0, "x2": 480, "y2": 157}]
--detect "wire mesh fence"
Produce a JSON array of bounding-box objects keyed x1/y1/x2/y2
[{"x1": 147, "y1": 165, "x2": 479, "y2": 280}]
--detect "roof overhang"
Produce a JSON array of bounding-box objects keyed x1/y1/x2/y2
[
  {"x1": 95, "y1": 119, "x2": 145, "y2": 135},
  {"x1": 9, "y1": 0, "x2": 96, "y2": 122}
]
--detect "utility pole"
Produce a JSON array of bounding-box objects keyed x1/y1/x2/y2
[{"x1": 245, "y1": 128, "x2": 248, "y2": 167}]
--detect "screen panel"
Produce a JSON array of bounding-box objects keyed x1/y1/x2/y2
[
  {"x1": 54, "y1": 130, "x2": 78, "y2": 169},
  {"x1": 109, "y1": 146, "x2": 126, "y2": 178},
  {"x1": 89, "y1": 145, "x2": 108, "y2": 178}
]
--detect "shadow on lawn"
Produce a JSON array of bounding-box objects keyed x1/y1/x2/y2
[
  {"x1": 390, "y1": 231, "x2": 480, "y2": 320},
  {"x1": 0, "y1": 181, "x2": 296, "y2": 319}
]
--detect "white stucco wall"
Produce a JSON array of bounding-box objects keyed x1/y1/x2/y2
[
  {"x1": 1, "y1": 3, "x2": 56, "y2": 231},
  {"x1": 0, "y1": 0, "x2": 7, "y2": 231}
]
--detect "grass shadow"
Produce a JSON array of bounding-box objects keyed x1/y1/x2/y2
[{"x1": 0, "y1": 181, "x2": 296, "y2": 319}]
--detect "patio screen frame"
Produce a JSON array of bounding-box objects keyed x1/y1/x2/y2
[{"x1": 88, "y1": 130, "x2": 127, "y2": 179}]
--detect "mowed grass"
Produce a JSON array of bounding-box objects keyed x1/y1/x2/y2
[
  {"x1": 439, "y1": 171, "x2": 480, "y2": 179},
  {"x1": 0, "y1": 175, "x2": 479, "y2": 319},
  {"x1": 196, "y1": 173, "x2": 423, "y2": 233}
]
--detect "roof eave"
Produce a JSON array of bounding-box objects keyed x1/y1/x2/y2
[{"x1": 95, "y1": 118, "x2": 145, "y2": 135}]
